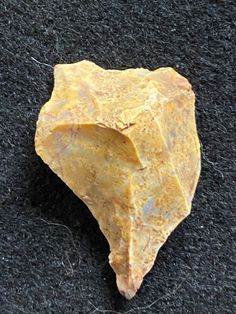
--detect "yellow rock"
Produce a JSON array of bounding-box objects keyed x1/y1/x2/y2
[{"x1": 35, "y1": 60, "x2": 201, "y2": 299}]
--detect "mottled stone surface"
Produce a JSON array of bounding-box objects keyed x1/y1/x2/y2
[{"x1": 35, "y1": 60, "x2": 201, "y2": 299}]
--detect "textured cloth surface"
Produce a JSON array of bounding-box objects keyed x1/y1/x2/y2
[{"x1": 0, "y1": 1, "x2": 235, "y2": 313}]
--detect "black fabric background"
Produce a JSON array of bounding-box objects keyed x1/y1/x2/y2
[{"x1": 0, "y1": 1, "x2": 235, "y2": 313}]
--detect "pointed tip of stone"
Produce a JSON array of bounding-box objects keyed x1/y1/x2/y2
[{"x1": 116, "y1": 273, "x2": 144, "y2": 300}]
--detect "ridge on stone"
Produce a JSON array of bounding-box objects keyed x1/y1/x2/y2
[{"x1": 35, "y1": 60, "x2": 201, "y2": 299}]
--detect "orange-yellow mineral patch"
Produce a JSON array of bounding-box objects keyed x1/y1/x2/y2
[{"x1": 35, "y1": 60, "x2": 201, "y2": 299}]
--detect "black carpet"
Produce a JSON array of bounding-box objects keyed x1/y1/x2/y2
[{"x1": 0, "y1": 1, "x2": 235, "y2": 313}]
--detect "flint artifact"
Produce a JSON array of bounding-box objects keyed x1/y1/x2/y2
[{"x1": 35, "y1": 60, "x2": 201, "y2": 299}]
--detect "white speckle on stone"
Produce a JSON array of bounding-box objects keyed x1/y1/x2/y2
[{"x1": 142, "y1": 197, "x2": 160, "y2": 215}]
